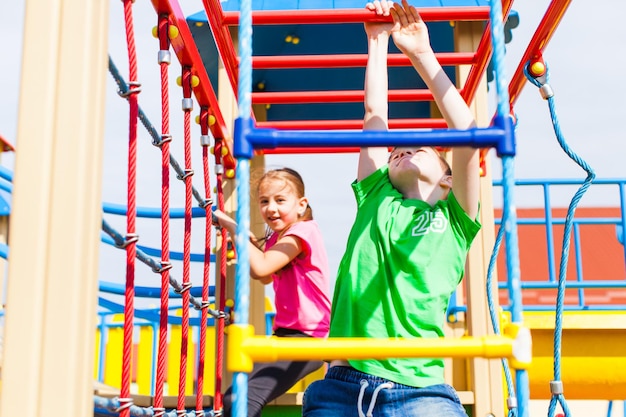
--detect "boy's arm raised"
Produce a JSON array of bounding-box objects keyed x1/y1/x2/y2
[
  {"x1": 391, "y1": 0, "x2": 479, "y2": 217},
  {"x1": 360, "y1": 2, "x2": 395, "y2": 182}
]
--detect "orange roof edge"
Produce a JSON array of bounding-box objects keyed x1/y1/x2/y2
[{"x1": 0, "y1": 133, "x2": 15, "y2": 152}]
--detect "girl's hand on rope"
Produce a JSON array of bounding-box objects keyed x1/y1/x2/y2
[{"x1": 212, "y1": 209, "x2": 237, "y2": 236}]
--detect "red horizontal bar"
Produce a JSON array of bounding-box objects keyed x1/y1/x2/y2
[
  {"x1": 251, "y1": 89, "x2": 446, "y2": 104},
  {"x1": 255, "y1": 118, "x2": 448, "y2": 130},
  {"x1": 201, "y1": 0, "x2": 240, "y2": 93},
  {"x1": 263, "y1": 147, "x2": 361, "y2": 154},
  {"x1": 251, "y1": 52, "x2": 477, "y2": 69},
  {"x1": 222, "y1": 7, "x2": 490, "y2": 25},
  {"x1": 461, "y1": 0, "x2": 513, "y2": 106},
  {"x1": 508, "y1": 0, "x2": 573, "y2": 108}
]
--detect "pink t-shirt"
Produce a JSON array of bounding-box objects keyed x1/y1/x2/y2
[{"x1": 266, "y1": 220, "x2": 331, "y2": 338}]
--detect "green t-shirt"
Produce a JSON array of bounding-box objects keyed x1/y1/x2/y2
[{"x1": 329, "y1": 165, "x2": 481, "y2": 388}]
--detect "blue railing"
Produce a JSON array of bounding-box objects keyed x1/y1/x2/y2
[{"x1": 493, "y1": 178, "x2": 625, "y2": 311}]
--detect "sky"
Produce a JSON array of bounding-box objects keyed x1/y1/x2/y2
[{"x1": 1, "y1": 1, "x2": 625, "y2": 298}]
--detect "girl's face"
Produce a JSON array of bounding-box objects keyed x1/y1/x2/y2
[{"x1": 257, "y1": 179, "x2": 308, "y2": 233}]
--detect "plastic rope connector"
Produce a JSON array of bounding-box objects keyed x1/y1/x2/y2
[
  {"x1": 550, "y1": 380, "x2": 564, "y2": 395},
  {"x1": 182, "y1": 98, "x2": 193, "y2": 111},
  {"x1": 152, "y1": 407, "x2": 166, "y2": 417},
  {"x1": 115, "y1": 397, "x2": 134, "y2": 413},
  {"x1": 540, "y1": 84, "x2": 554, "y2": 99},
  {"x1": 174, "y1": 281, "x2": 193, "y2": 294},
  {"x1": 119, "y1": 81, "x2": 141, "y2": 98},
  {"x1": 214, "y1": 164, "x2": 224, "y2": 175},
  {"x1": 158, "y1": 50, "x2": 171, "y2": 65},
  {"x1": 199, "y1": 198, "x2": 213, "y2": 209},
  {"x1": 115, "y1": 233, "x2": 138, "y2": 249},
  {"x1": 152, "y1": 134, "x2": 172, "y2": 147},
  {"x1": 200, "y1": 134, "x2": 211, "y2": 146},
  {"x1": 177, "y1": 169, "x2": 194, "y2": 180},
  {"x1": 152, "y1": 261, "x2": 172, "y2": 274},
  {"x1": 507, "y1": 397, "x2": 518, "y2": 409}
]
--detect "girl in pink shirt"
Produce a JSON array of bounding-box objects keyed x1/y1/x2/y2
[{"x1": 213, "y1": 167, "x2": 331, "y2": 417}]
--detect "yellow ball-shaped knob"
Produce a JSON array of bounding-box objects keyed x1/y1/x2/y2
[
  {"x1": 169, "y1": 26, "x2": 179, "y2": 39},
  {"x1": 227, "y1": 249, "x2": 236, "y2": 260},
  {"x1": 210, "y1": 146, "x2": 215, "y2": 155},
  {"x1": 208, "y1": 114, "x2": 216, "y2": 126},
  {"x1": 530, "y1": 61, "x2": 545, "y2": 77},
  {"x1": 191, "y1": 75, "x2": 200, "y2": 88},
  {"x1": 221, "y1": 147, "x2": 229, "y2": 157},
  {"x1": 225, "y1": 299, "x2": 235, "y2": 308},
  {"x1": 176, "y1": 76, "x2": 182, "y2": 86},
  {"x1": 195, "y1": 115, "x2": 200, "y2": 124},
  {"x1": 225, "y1": 168, "x2": 235, "y2": 178},
  {"x1": 152, "y1": 26, "x2": 158, "y2": 38},
  {"x1": 292, "y1": 37, "x2": 300, "y2": 45}
]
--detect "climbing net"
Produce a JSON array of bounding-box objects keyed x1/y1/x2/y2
[{"x1": 95, "y1": 2, "x2": 236, "y2": 416}]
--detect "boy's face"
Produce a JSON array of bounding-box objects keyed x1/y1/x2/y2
[{"x1": 388, "y1": 146, "x2": 449, "y2": 190}]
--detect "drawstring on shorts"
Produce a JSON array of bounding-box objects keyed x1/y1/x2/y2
[{"x1": 357, "y1": 379, "x2": 394, "y2": 417}]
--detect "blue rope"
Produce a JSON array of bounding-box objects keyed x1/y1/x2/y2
[
  {"x1": 488, "y1": 0, "x2": 530, "y2": 414},
  {"x1": 524, "y1": 63, "x2": 595, "y2": 417},
  {"x1": 233, "y1": 0, "x2": 253, "y2": 414},
  {"x1": 488, "y1": 0, "x2": 510, "y2": 118},
  {"x1": 486, "y1": 223, "x2": 518, "y2": 417}
]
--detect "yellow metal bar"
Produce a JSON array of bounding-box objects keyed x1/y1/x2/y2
[{"x1": 227, "y1": 324, "x2": 530, "y2": 373}]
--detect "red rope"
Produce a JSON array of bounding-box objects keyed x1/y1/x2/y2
[
  {"x1": 176, "y1": 66, "x2": 194, "y2": 414},
  {"x1": 212, "y1": 136, "x2": 228, "y2": 413},
  {"x1": 196, "y1": 108, "x2": 213, "y2": 414},
  {"x1": 121, "y1": 1, "x2": 139, "y2": 416},
  {"x1": 154, "y1": 14, "x2": 172, "y2": 417}
]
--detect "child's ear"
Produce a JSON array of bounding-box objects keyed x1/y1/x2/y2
[
  {"x1": 440, "y1": 174, "x2": 452, "y2": 189},
  {"x1": 298, "y1": 197, "x2": 309, "y2": 215}
]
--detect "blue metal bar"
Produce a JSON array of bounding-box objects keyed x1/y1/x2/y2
[
  {"x1": 103, "y1": 202, "x2": 207, "y2": 218},
  {"x1": 498, "y1": 281, "x2": 626, "y2": 290},
  {"x1": 237, "y1": 115, "x2": 515, "y2": 157},
  {"x1": 543, "y1": 182, "x2": 558, "y2": 283},
  {"x1": 449, "y1": 304, "x2": 626, "y2": 314},
  {"x1": 496, "y1": 217, "x2": 623, "y2": 226},
  {"x1": 619, "y1": 182, "x2": 626, "y2": 266},
  {"x1": 573, "y1": 224, "x2": 585, "y2": 308},
  {"x1": 99, "y1": 280, "x2": 216, "y2": 298}
]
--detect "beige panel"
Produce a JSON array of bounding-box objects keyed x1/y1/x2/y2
[
  {"x1": 0, "y1": 0, "x2": 108, "y2": 416},
  {"x1": 455, "y1": 20, "x2": 506, "y2": 417}
]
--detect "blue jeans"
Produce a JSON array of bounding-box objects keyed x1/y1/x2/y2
[{"x1": 302, "y1": 366, "x2": 469, "y2": 417}]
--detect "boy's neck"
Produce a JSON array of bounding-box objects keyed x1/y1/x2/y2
[{"x1": 400, "y1": 182, "x2": 448, "y2": 205}]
